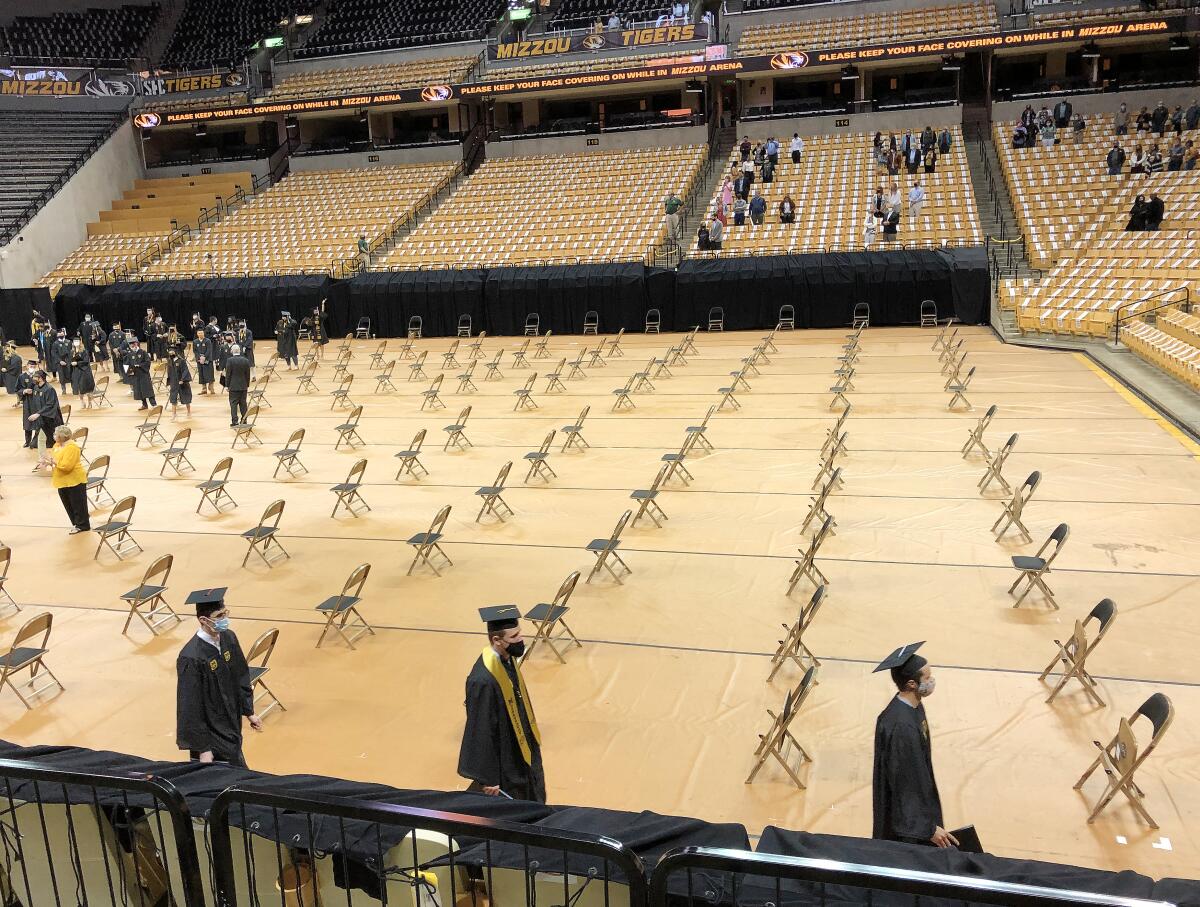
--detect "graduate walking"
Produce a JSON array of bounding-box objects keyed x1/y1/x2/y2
[
  {"x1": 458, "y1": 606, "x2": 546, "y2": 802},
  {"x1": 124, "y1": 337, "x2": 156, "y2": 409}
]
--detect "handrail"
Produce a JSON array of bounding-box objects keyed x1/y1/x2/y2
[{"x1": 1112, "y1": 286, "x2": 1191, "y2": 345}]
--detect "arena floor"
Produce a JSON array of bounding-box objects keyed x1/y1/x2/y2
[{"x1": 0, "y1": 325, "x2": 1197, "y2": 881}]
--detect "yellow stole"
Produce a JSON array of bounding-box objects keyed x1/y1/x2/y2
[{"x1": 481, "y1": 647, "x2": 541, "y2": 765}]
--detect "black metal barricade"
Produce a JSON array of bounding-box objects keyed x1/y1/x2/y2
[
  {"x1": 209, "y1": 786, "x2": 648, "y2": 907},
  {"x1": 0, "y1": 756, "x2": 205, "y2": 907}
]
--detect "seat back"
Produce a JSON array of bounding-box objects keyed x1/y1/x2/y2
[
  {"x1": 493, "y1": 461, "x2": 513, "y2": 489},
  {"x1": 645, "y1": 308, "x2": 661, "y2": 330},
  {"x1": 338, "y1": 374, "x2": 354, "y2": 391},
  {"x1": 88, "y1": 454, "x2": 110, "y2": 483},
  {"x1": 93, "y1": 375, "x2": 109, "y2": 394},
  {"x1": 537, "y1": 431, "x2": 555, "y2": 455},
  {"x1": 380, "y1": 359, "x2": 397, "y2": 377},
  {"x1": 286, "y1": 428, "x2": 305, "y2": 449},
  {"x1": 141, "y1": 553, "x2": 173, "y2": 590},
  {"x1": 553, "y1": 570, "x2": 581, "y2": 607},
  {"x1": 145, "y1": 404, "x2": 163, "y2": 426},
  {"x1": 409, "y1": 429, "x2": 427, "y2": 453},
  {"x1": 11, "y1": 611, "x2": 53, "y2": 654},
  {"x1": 455, "y1": 406, "x2": 471, "y2": 426},
  {"x1": 699, "y1": 404, "x2": 716, "y2": 428},
  {"x1": 0, "y1": 545, "x2": 10, "y2": 582},
  {"x1": 521, "y1": 373, "x2": 536, "y2": 392},
  {"x1": 446, "y1": 339, "x2": 460, "y2": 356},
  {"x1": 414, "y1": 350, "x2": 428, "y2": 366},
  {"x1": 1042, "y1": 523, "x2": 1070, "y2": 565},
  {"x1": 1018, "y1": 470, "x2": 1041, "y2": 506},
  {"x1": 260, "y1": 499, "x2": 286, "y2": 531},
  {"x1": 429, "y1": 374, "x2": 444, "y2": 392},
  {"x1": 429, "y1": 504, "x2": 452, "y2": 535},
  {"x1": 799, "y1": 584, "x2": 825, "y2": 632},
  {"x1": 346, "y1": 459, "x2": 368, "y2": 485},
  {"x1": 169, "y1": 427, "x2": 191, "y2": 449},
  {"x1": 1136, "y1": 693, "x2": 1173, "y2": 744},
  {"x1": 647, "y1": 463, "x2": 670, "y2": 494},
  {"x1": 461, "y1": 360, "x2": 477, "y2": 377},
  {"x1": 70, "y1": 426, "x2": 88, "y2": 450},
  {"x1": 959, "y1": 365, "x2": 976, "y2": 387},
  {"x1": 515, "y1": 338, "x2": 531, "y2": 355},
  {"x1": 211, "y1": 456, "x2": 233, "y2": 482},
  {"x1": 342, "y1": 562, "x2": 372, "y2": 598},
  {"x1": 243, "y1": 405, "x2": 260, "y2": 426},
  {"x1": 488, "y1": 349, "x2": 503, "y2": 366},
  {"x1": 575, "y1": 405, "x2": 590, "y2": 429},
  {"x1": 1087, "y1": 597, "x2": 1118, "y2": 640},
  {"x1": 110, "y1": 495, "x2": 137, "y2": 525},
  {"x1": 997, "y1": 433, "x2": 1018, "y2": 462},
  {"x1": 608, "y1": 509, "x2": 633, "y2": 545},
  {"x1": 980, "y1": 404, "x2": 997, "y2": 429}
]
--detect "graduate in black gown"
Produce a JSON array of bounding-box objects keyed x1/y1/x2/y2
[
  {"x1": 69, "y1": 338, "x2": 95, "y2": 406},
  {"x1": 17, "y1": 361, "x2": 38, "y2": 447},
  {"x1": 192, "y1": 328, "x2": 216, "y2": 394},
  {"x1": 167, "y1": 346, "x2": 193, "y2": 418},
  {"x1": 1, "y1": 342, "x2": 22, "y2": 399},
  {"x1": 872, "y1": 642, "x2": 957, "y2": 848},
  {"x1": 175, "y1": 588, "x2": 261, "y2": 767},
  {"x1": 124, "y1": 338, "x2": 156, "y2": 409},
  {"x1": 50, "y1": 330, "x2": 73, "y2": 393},
  {"x1": 109, "y1": 324, "x2": 129, "y2": 383},
  {"x1": 275, "y1": 312, "x2": 299, "y2": 368},
  {"x1": 84, "y1": 315, "x2": 109, "y2": 371},
  {"x1": 236, "y1": 322, "x2": 255, "y2": 368},
  {"x1": 458, "y1": 606, "x2": 547, "y2": 802}
]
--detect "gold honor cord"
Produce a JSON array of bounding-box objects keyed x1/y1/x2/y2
[{"x1": 481, "y1": 647, "x2": 541, "y2": 765}]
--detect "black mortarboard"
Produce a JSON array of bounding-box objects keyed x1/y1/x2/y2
[
  {"x1": 479, "y1": 605, "x2": 520, "y2": 633},
  {"x1": 186, "y1": 587, "x2": 228, "y2": 617},
  {"x1": 874, "y1": 641, "x2": 927, "y2": 687}
]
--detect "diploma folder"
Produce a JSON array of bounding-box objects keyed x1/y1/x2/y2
[{"x1": 950, "y1": 825, "x2": 983, "y2": 854}]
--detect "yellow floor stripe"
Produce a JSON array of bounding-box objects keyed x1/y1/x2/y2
[{"x1": 1075, "y1": 353, "x2": 1200, "y2": 461}]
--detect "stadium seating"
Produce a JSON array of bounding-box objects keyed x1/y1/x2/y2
[
  {"x1": 1121, "y1": 318, "x2": 1200, "y2": 390},
  {"x1": 374, "y1": 145, "x2": 705, "y2": 268},
  {"x1": 693, "y1": 127, "x2": 981, "y2": 255},
  {"x1": 138, "y1": 92, "x2": 251, "y2": 115},
  {"x1": 295, "y1": 0, "x2": 503, "y2": 58},
  {"x1": 0, "y1": 111, "x2": 123, "y2": 242},
  {"x1": 486, "y1": 49, "x2": 700, "y2": 83},
  {"x1": 3, "y1": 4, "x2": 160, "y2": 66},
  {"x1": 1031, "y1": 0, "x2": 1190, "y2": 28},
  {"x1": 141, "y1": 163, "x2": 457, "y2": 277},
  {"x1": 737, "y1": 1, "x2": 997, "y2": 56},
  {"x1": 267, "y1": 57, "x2": 476, "y2": 102},
  {"x1": 160, "y1": 0, "x2": 311, "y2": 69},
  {"x1": 548, "y1": 0, "x2": 672, "y2": 31}
]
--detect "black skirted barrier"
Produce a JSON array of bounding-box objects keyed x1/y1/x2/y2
[
  {"x1": 45, "y1": 249, "x2": 988, "y2": 341},
  {"x1": 0, "y1": 287, "x2": 50, "y2": 345}
]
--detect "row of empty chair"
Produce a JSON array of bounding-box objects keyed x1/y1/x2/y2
[
  {"x1": 296, "y1": 0, "x2": 504, "y2": 57},
  {"x1": 737, "y1": 1, "x2": 997, "y2": 56},
  {"x1": 2, "y1": 3, "x2": 160, "y2": 65},
  {"x1": 484, "y1": 48, "x2": 700, "y2": 83},
  {"x1": 1031, "y1": 0, "x2": 1191, "y2": 27},
  {"x1": 1120, "y1": 317, "x2": 1200, "y2": 390},
  {"x1": 375, "y1": 145, "x2": 705, "y2": 268},
  {"x1": 161, "y1": 0, "x2": 312, "y2": 69},
  {"x1": 268, "y1": 56, "x2": 476, "y2": 101},
  {"x1": 549, "y1": 0, "x2": 674, "y2": 30}
]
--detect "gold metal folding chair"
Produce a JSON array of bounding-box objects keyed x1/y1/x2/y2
[
  {"x1": 368, "y1": 341, "x2": 388, "y2": 370},
  {"x1": 94, "y1": 496, "x2": 143, "y2": 561},
  {"x1": 1074, "y1": 693, "x2": 1173, "y2": 827},
  {"x1": 261, "y1": 355, "x2": 280, "y2": 380},
  {"x1": 993, "y1": 470, "x2": 1041, "y2": 542},
  {"x1": 422, "y1": 374, "x2": 446, "y2": 411},
  {"x1": 680, "y1": 326, "x2": 699, "y2": 355},
  {"x1": 242, "y1": 499, "x2": 290, "y2": 568},
  {"x1": 467, "y1": 331, "x2": 487, "y2": 359},
  {"x1": 812, "y1": 442, "x2": 845, "y2": 490},
  {"x1": 85, "y1": 454, "x2": 115, "y2": 508},
  {"x1": 248, "y1": 374, "x2": 272, "y2": 409},
  {"x1": 330, "y1": 373, "x2": 355, "y2": 410},
  {"x1": 159, "y1": 428, "x2": 195, "y2": 476},
  {"x1": 686, "y1": 405, "x2": 717, "y2": 452},
  {"x1": 197, "y1": 456, "x2": 237, "y2": 513},
  {"x1": 788, "y1": 515, "x2": 833, "y2": 595},
  {"x1": 631, "y1": 357, "x2": 657, "y2": 393},
  {"x1": 407, "y1": 350, "x2": 429, "y2": 381},
  {"x1": 330, "y1": 459, "x2": 372, "y2": 519},
  {"x1": 523, "y1": 571, "x2": 582, "y2": 663},
  {"x1": 0, "y1": 612, "x2": 64, "y2": 709},
  {"x1": 544, "y1": 359, "x2": 567, "y2": 393},
  {"x1": 524, "y1": 313, "x2": 540, "y2": 336},
  {"x1": 135, "y1": 405, "x2": 166, "y2": 447},
  {"x1": 716, "y1": 374, "x2": 743, "y2": 412},
  {"x1": 483, "y1": 349, "x2": 505, "y2": 381},
  {"x1": 560, "y1": 406, "x2": 590, "y2": 452},
  {"x1": 607, "y1": 327, "x2": 625, "y2": 357},
  {"x1": 273, "y1": 429, "x2": 308, "y2": 477},
  {"x1": 524, "y1": 431, "x2": 557, "y2": 484},
  {"x1": 442, "y1": 339, "x2": 462, "y2": 369},
  {"x1": 0, "y1": 546, "x2": 21, "y2": 617},
  {"x1": 456, "y1": 360, "x2": 479, "y2": 394},
  {"x1": 961, "y1": 404, "x2": 996, "y2": 459},
  {"x1": 661, "y1": 432, "x2": 700, "y2": 485},
  {"x1": 828, "y1": 375, "x2": 852, "y2": 411},
  {"x1": 800, "y1": 468, "x2": 840, "y2": 537},
  {"x1": 820, "y1": 407, "x2": 850, "y2": 459},
  {"x1": 68, "y1": 427, "x2": 91, "y2": 468},
  {"x1": 120, "y1": 553, "x2": 182, "y2": 636},
  {"x1": 475, "y1": 462, "x2": 514, "y2": 522},
  {"x1": 979, "y1": 432, "x2": 1018, "y2": 495},
  {"x1": 630, "y1": 464, "x2": 669, "y2": 528},
  {"x1": 567, "y1": 348, "x2": 588, "y2": 380},
  {"x1": 395, "y1": 429, "x2": 429, "y2": 480},
  {"x1": 374, "y1": 359, "x2": 398, "y2": 393},
  {"x1": 746, "y1": 665, "x2": 818, "y2": 789},
  {"x1": 587, "y1": 345, "x2": 607, "y2": 368},
  {"x1": 942, "y1": 352, "x2": 968, "y2": 389},
  {"x1": 334, "y1": 405, "x2": 366, "y2": 449},
  {"x1": 407, "y1": 317, "x2": 422, "y2": 339},
  {"x1": 611, "y1": 376, "x2": 636, "y2": 411},
  {"x1": 947, "y1": 365, "x2": 976, "y2": 411},
  {"x1": 1009, "y1": 522, "x2": 1069, "y2": 608},
  {"x1": 919, "y1": 300, "x2": 938, "y2": 328},
  {"x1": 295, "y1": 362, "x2": 319, "y2": 393},
  {"x1": 333, "y1": 350, "x2": 352, "y2": 381},
  {"x1": 443, "y1": 406, "x2": 472, "y2": 451},
  {"x1": 585, "y1": 510, "x2": 633, "y2": 584},
  {"x1": 512, "y1": 338, "x2": 532, "y2": 369},
  {"x1": 396, "y1": 337, "x2": 415, "y2": 360},
  {"x1": 457, "y1": 316, "x2": 473, "y2": 338},
  {"x1": 85, "y1": 375, "x2": 112, "y2": 408},
  {"x1": 1040, "y1": 598, "x2": 1117, "y2": 706},
  {"x1": 768, "y1": 586, "x2": 826, "y2": 681},
  {"x1": 533, "y1": 330, "x2": 553, "y2": 359},
  {"x1": 940, "y1": 338, "x2": 965, "y2": 373},
  {"x1": 59, "y1": 403, "x2": 71, "y2": 426},
  {"x1": 315, "y1": 563, "x2": 374, "y2": 649},
  {"x1": 407, "y1": 505, "x2": 453, "y2": 576},
  {"x1": 512, "y1": 374, "x2": 538, "y2": 411},
  {"x1": 584, "y1": 310, "x2": 601, "y2": 334},
  {"x1": 232, "y1": 405, "x2": 262, "y2": 449},
  {"x1": 645, "y1": 309, "x2": 661, "y2": 333}
]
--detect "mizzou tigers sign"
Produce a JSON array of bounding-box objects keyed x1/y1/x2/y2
[{"x1": 489, "y1": 24, "x2": 709, "y2": 60}]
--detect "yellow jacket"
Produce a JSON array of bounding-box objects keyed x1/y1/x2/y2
[{"x1": 51, "y1": 442, "x2": 87, "y2": 489}]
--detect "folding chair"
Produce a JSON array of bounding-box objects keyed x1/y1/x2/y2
[
  {"x1": 368, "y1": 340, "x2": 388, "y2": 370},
  {"x1": 422, "y1": 374, "x2": 446, "y2": 411},
  {"x1": 196, "y1": 456, "x2": 237, "y2": 514},
  {"x1": 242, "y1": 500, "x2": 290, "y2": 568},
  {"x1": 295, "y1": 362, "x2": 319, "y2": 393},
  {"x1": 582, "y1": 310, "x2": 599, "y2": 335},
  {"x1": 707, "y1": 306, "x2": 725, "y2": 331},
  {"x1": 375, "y1": 360, "x2": 398, "y2": 393},
  {"x1": 587, "y1": 344, "x2": 607, "y2": 368},
  {"x1": 831, "y1": 362, "x2": 853, "y2": 389},
  {"x1": 396, "y1": 337, "x2": 416, "y2": 360},
  {"x1": 457, "y1": 360, "x2": 479, "y2": 393},
  {"x1": 232, "y1": 405, "x2": 263, "y2": 449},
  {"x1": 69, "y1": 427, "x2": 91, "y2": 468},
  {"x1": 395, "y1": 429, "x2": 429, "y2": 480},
  {"x1": 828, "y1": 375, "x2": 852, "y2": 411},
  {"x1": 135, "y1": 405, "x2": 166, "y2": 447},
  {"x1": 777, "y1": 305, "x2": 795, "y2": 330},
  {"x1": 94, "y1": 496, "x2": 143, "y2": 561},
  {"x1": 979, "y1": 433, "x2": 1018, "y2": 495},
  {"x1": 852, "y1": 303, "x2": 870, "y2": 329},
  {"x1": 330, "y1": 374, "x2": 355, "y2": 410},
  {"x1": 661, "y1": 432, "x2": 700, "y2": 485},
  {"x1": 407, "y1": 505, "x2": 453, "y2": 576},
  {"x1": 475, "y1": 462, "x2": 514, "y2": 522},
  {"x1": 333, "y1": 406, "x2": 365, "y2": 450},
  {"x1": 443, "y1": 406, "x2": 472, "y2": 451},
  {"x1": 947, "y1": 365, "x2": 976, "y2": 411},
  {"x1": 561, "y1": 406, "x2": 590, "y2": 451},
  {"x1": 611, "y1": 376, "x2": 636, "y2": 411},
  {"x1": 787, "y1": 515, "x2": 833, "y2": 595},
  {"x1": 608, "y1": 327, "x2": 625, "y2": 356},
  {"x1": 120, "y1": 553, "x2": 182, "y2": 636},
  {"x1": 716, "y1": 376, "x2": 741, "y2": 412},
  {"x1": 961, "y1": 404, "x2": 996, "y2": 459},
  {"x1": 686, "y1": 405, "x2": 717, "y2": 452},
  {"x1": 331, "y1": 459, "x2": 372, "y2": 518},
  {"x1": 467, "y1": 331, "x2": 487, "y2": 358},
  {"x1": 630, "y1": 464, "x2": 670, "y2": 528},
  {"x1": 939, "y1": 337, "x2": 964, "y2": 371},
  {"x1": 84, "y1": 455, "x2": 115, "y2": 508},
  {"x1": 337, "y1": 334, "x2": 354, "y2": 356},
  {"x1": 1074, "y1": 693, "x2": 1173, "y2": 827},
  {"x1": 316, "y1": 564, "x2": 374, "y2": 649},
  {"x1": 545, "y1": 359, "x2": 567, "y2": 393},
  {"x1": 512, "y1": 338, "x2": 532, "y2": 369},
  {"x1": 262, "y1": 354, "x2": 279, "y2": 379},
  {"x1": 152, "y1": 360, "x2": 168, "y2": 393},
  {"x1": 566, "y1": 348, "x2": 588, "y2": 380},
  {"x1": 1040, "y1": 598, "x2": 1117, "y2": 707},
  {"x1": 760, "y1": 328, "x2": 779, "y2": 354},
  {"x1": 85, "y1": 374, "x2": 112, "y2": 408},
  {"x1": 812, "y1": 445, "x2": 845, "y2": 490},
  {"x1": 821, "y1": 405, "x2": 851, "y2": 459},
  {"x1": 631, "y1": 357, "x2": 657, "y2": 393},
  {"x1": 585, "y1": 510, "x2": 633, "y2": 584},
  {"x1": 800, "y1": 468, "x2": 840, "y2": 537},
  {"x1": 273, "y1": 429, "x2": 308, "y2": 478},
  {"x1": 745, "y1": 665, "x2": 818, "y2": 789},
  {"x1": 248, "y1": 375, "x2": 272, "y2": 409},
  {"x1": 993, "y1": 470, "x2": 1041, "y2": 542},
  {"x1": 0, "y1": 546, "x2": 21, "y2": 617},
  {"x1": 457, "y1": 314, "x2": 473, "y2": 338},
  {"x1": 442, "y1": 340, "x2": 462, "y2": 369},
  {"x1": 767, "y1": 585, "x2": 826, "y2": 681},
  {"x1": 523, "y1": 571, "x2": 583, "y2": 663},
  {"x1": 931, "y1": 320, "x2": 951, "y2": 352},
  {"x1": 1009, "y1": 522, "x2": 1069, "y2": 608},
  {"x1": 0, "y1": 613, "x2": 64, "y2": 709},
  {"x1": 59, "y1": 403, "x2": 71, "y2": 426},
  {"x1": 408, "y1": 315, "x2": 423, "y2": 339},
  {"x1": 524, "y1": 431, "x2": 557, "y2": 484},
  {"x1": 533, "y1": 331, "x2": 553, "y2": 359},
  {"x1": 666, "y1": 343, "x2": 688, "y2": 367},
  {"x1": 680, "y1": 326, "x2": 699, "y2": 355},
  {"x1": 484, "y1": 349, "x2": 505, "y2": 381},
  {"x1": 512, "y1": 373, "x2": 538, "y2": 411},
  {"x1": 920, "y1": 300, "x2": 938, "y2": 327},
  {"x1": 332, "y1": 350, "x2": 352, "y2": 381},
  {"x1": 158, "y1": 428, "x2": 195, "y2": 476},
  {"x1": 524, "y1": 313, "x2": 540, "y2": 336},
  {"x1": 645, "y1": 308, "x2": 661, "y2": 333},
  {"x1": 407, "y1": 350, "x2": 429, "y2": 381},
  {"x1": 651, "y1": 350, "x2": 674, "y2": 380}
]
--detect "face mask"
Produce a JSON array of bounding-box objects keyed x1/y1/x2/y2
[
  {"x1": 506, "y1": 640, "x2": 526, "y2": 659},
  {"x1": 917, "y1": 677, "x2": 936, "y2": 697},
  {"x1": 211, "y1": 616, "x2": 231, "y2": 632}
]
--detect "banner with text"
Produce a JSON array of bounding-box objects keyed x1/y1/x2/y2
[{"x1": 489, "y1": 23, "x2": 708, "y2": 60}]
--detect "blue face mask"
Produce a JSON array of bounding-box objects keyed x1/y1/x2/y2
[{"x1": 212, "y1": 616, "x2": 231, "y2": 632}]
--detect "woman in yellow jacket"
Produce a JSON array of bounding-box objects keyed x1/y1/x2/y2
[{"x1": 51, "y1": 425, "x2": 91, "y2": 534}]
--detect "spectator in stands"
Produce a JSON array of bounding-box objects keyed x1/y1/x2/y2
[
  {"x1": 765, "y1": 136, "x2": 779, "y2": 167},
  {"x1": 712, "y1": 202, "x2": 727, "y2": 227},
  {"x1": 1052, "y1": 98, "x2": 1072, "y2": 129},
  {"x1": 665, "y1": 192, "x2": 683, "y2": 243},
  {"x1": 871, "y1": 186, "x2": 886, "y2": 220},
  {"x1": 696, "y1": 221, "x2": 709, "y2": 250},
  {"x1": 50, "y1": 425, "x2": 90, "y2": 534},
  {"x1": 885, "y1": 145, "x2": 901, "y2": 176},
  {"x1": 882, "y1": 209, "x2": 900, "y2": 239},
  {"x1": 1187, "y1": 99, "x2": 1200, "y2": 132},
  {"x1": 790, "y1": 132, "x2": 803, "y2": 164},
  {"x1": 908, "y1": 181, "x2": 925, "y2": 221},
  {"x1": 718, "y1": 179, "x2": 732, "y2": 214},
  {"x1": 1039, "y1": 118, "x2": 1056, "y2": 149},
  {"x1": 607, "y1": 12, "x2": 620, "y2": 29},
  {"x1": 749, "y1": 190, "x2": 767, "y2": 226},
  {"x1": 920, "y1": 126, "x2": 936, "y2": 153},
  {"x1": 1151, "y1": 101, "x2": 1169, "y2": 135},
  {"x1": 1146, "y1": 143, "x2": 1164, "y2": 174},
  {"x1": 1105, "y1": 142, "x2": 1126, "y2": 176},
  {"x1": 734, "y1": 170, "x2": 751, "y2": 201},
  {"x1": 707, "y1": 213, "x2": 723, "y2": 250},
  {"x1": 886, "y1": 182, "x2": 902, "y2": 216},
  {"x1": 1020, "y1": 105, "x2": 1036, "y2": 131},
  {"x1": 739, "y1": 136, "x2": 751, "y2": 162},
  {"x1": 1185, "y1": 141, "x2": 1198, "y2": 171},
  {"x1": 741, "y1": 155, "x2": 755, "y2": 189},
  {"x1": 1168, "y1": 137, "x2": 1185, "y2": 172},
  {"x1": 873, "y1": 132, "x2": 884, "y2": 163},
  {"x1": 938, "y1": 128, "x2": 952, "y2": 155},
  {"x1": 1135, "y1": 107, "x2": 1151, "y2": 137},
  {"x1": 905, "y1": 143, "x2": 920, "y2": 175},
  {"x1": 888, "y1": 133, "x2": 898, "y2": 152},
  {"x1": 1147, "y1": 194, "x2": 1164, "y2": 230},
  {"x1": 1130, "y1": 143, "x2": 1146, "y2": 174},
  {"x1": 779, "y1": 194, "x2": 796, "y2": 224},
  {"x1": 672, "y1": 1, "x2": 687, "y2": 21},
  {"x1": 762, "y1": 156, "x2": 775, "y2": 185},
  {"x1": 1170, "y1": 105, "x2": 1184, "y2": 136},
  {"x1": 923, "y1": 146, "x2": 937, "y2": 174},
  {"x1": 732, "y1": 195, "x2": 747, "y2": 226},
  {"x1": 1071, "y1": 113, "x2": 1085, "y2": 141},
  {"x1": 1126, "y1": 195, "x2": 1149, "y2": 231},
  {"x1": 863, "y1": 213, "x2": 877, "y2": 248},
  {"x1": 1036, "y1": 105, "x2": 1052, "y2": 129},
  {"x1": 1114, "y1": 102, "x2": 1129, "y2": 136},
  {"x1": 1012, "y1": 123, "x2": 1028, "y2": 148},
  {"x1": 753, "y1": 141, "x2": 766, "y2": 168}
]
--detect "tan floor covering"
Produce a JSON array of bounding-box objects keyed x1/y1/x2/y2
[{"x1": 0, "y1": 326, "x2": 1198, "y2": 881}]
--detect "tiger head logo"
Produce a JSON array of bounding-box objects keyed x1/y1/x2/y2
[
  {"x1": 133, "y1": 112, "x2": 161, "y2": 128},
  {"x1": 582, "y1": 35, "x2": 606, "y2": 51},
  {"x1": 421, "y1": 85, "x2": 452, "y2": 102},
  {"x1": 770, "y1": 52, "x2": 809, "y2": 70}
]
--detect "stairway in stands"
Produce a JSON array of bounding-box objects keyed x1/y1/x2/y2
[{"x1": 674, "y1": 125, "x2": 736, "y2": 258}]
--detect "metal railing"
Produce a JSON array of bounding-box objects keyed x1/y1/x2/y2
[
  {"x1": 686, "y1": 237, "x2": 984, "y2": 259},
  {"x1": 1113, "y1": 285, "x2": 1191, "y2": 345}
]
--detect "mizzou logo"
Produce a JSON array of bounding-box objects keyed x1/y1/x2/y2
[
  {"x1": 770, "y1": 52, "x2": 809, "y2": 69},
  {"x1": 581, "y1": 34, "x2": 605, "y2": 50},
  {"x1": 421, "y1": 85, "x2": 452, "y2": 102},
  {"x1": 133, "y1": 112, "x2": 160, "y2": 128}
]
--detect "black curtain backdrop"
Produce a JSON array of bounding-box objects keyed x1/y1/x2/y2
[
  {"x1": 41, "y1": 251, "x2": 989, "y2": 342},
  {"x1": 0, "y1": 287, "x2": 49, "y2": 344}
]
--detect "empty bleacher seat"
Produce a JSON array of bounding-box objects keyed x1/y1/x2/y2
[
  {"x1": 3, "y1": 4, "x2": 160, "y2": 66},
  {"x1": 297, "y1": 0, "x2": 504, "y2": 57}
]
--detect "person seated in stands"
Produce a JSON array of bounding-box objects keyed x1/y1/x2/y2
[
  {"x1": 920, "y1": 125, "x2": 936, "y2": 153},
  {"x1": 1114, "y1": 102, "x2": 1129, "y2": 136},
  {"x1": 1052, "y1": 97, "x2": 1072, "y2": 129},
  {"x1": 732, "y1": 195, "x2": 747, "y2": 226},
  {"x1": 739, "y1": 135, "x2": 752, "y2": 162},
  {"x1": 1130, "y1": 143, "x2": 1146, "y2": 174},
  {"x1": 1151, "y1": 100, "x2": 1169, "y2": 135},
  {"x1": 765, "y1": 136, "x2": 779, "y2": 167},
  {"x1": 1168, "y1": 137, "x2": 1185, "y2": 172},
  {"x1": 1126, "y1": 195, "x2": 1149, "y2": 231},
  {"x1": 707, "y1": 213, "x2": 724, "y2": 250},
  {"x1": 885, "y1": 145, "x2": 901, "y2": 176},
  {"x1": 863, "y1": 212, "x2": 878, "y2": 248},
  {"x1": 937, "y1": 127, "x2": 952, "y2": 155},
  {"x1": 881, "y1": 209, "x2": 900, "y2": 238},
  {"x1": 1039, "y1": 118, "x2": 1056, "y2": 149},
  {"x1": 1170, "y1": 105, "x2": 1184, "y2": 135},
  {"x1": 923, "y1": 146, "x2": 937, "y2": 173},
  {"x1": 1012, "y1": 123, "x2": 1028, "y2": 148},
  {"x1": 1145, "y1": 143, "x2": 1164, "y2": 174},
  {"x1": 1187, "y1": 99, "x2": 1200, "y2": 132},
  {"x1": 871, "y1": 186, "x2": 887, "y2": 220},
  {"x1": 886, "y1": 182, "x2": 902, "y2": 217},
  {"x1": 779, "y1": 194, "x2": 796, "y2": 224},
  {"x1": 749, "y1": 190, "x2": 767, "y2": 226},
  {"x1": 790, "y1": 132, "x2": 804, "y2": 165},
  {"x1": 591, "y1": 16, "x2": 603, "y2": 32},
  {"x1": 1071, "y1": 113, "x2": 1085, "y2": 140},
  {"x1": 1135, "y1": 106, "x2": 1152, "y2": 137},
  {"x1": 1105, "y1": 142, "x2": 1126, "y2": 176},
  {"x1": 1185, "y1": 141, "x2": 1198, "y2": 171},
  {"x1": 696, "y1": 221, "x2": 710, "y2": 250},
  {"x1": 1146, "y1": 194, "x2": 1164, "y2": 231}
]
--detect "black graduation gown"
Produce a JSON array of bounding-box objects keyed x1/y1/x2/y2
[
  {"x1": 457, "y1": 654, "x2": 546, "y2": 802},
  {"x1": 872, "y1": 696, "x2": 943, "y2": 845},
  {"x1": 311, "y1": 313, "x2": 329, "y2": 346},
  {"x1": 17, "y1": 373, "x2": 37, "y2": 437},
  {"x1": 275, "y1": 320, "x2": 298, "y2": 360},
  {"x1": 176, "y1": 631, "x2": 254, "y2": 764},
  {"x1": 51, "y1": 339, "x2": 73, "y2": 390},
  {"x1": 1, "y1": 353, "x2": 21, "y2": 393},
  {"x1": 192, "y1": 337, "x2": 215, "y2": 384},
  {"x1": 108, "y1": 330, "x2": 127, "y2": 378},
  {"x1": 87, "y1": 322, "x2": 109, "y2": 363},
  {"x1": 151, "y1": 323, "x2": 169, "y2": 360},
  {"x1": 124, "y1": 348, "x2": 154, "y2": 401},
  {"x1": 70, "y1": 349, "x2": 95, "y2": 395},
  {"x1": 30, "y1": 382, "x2": 63, "y2": 433},
  {"x1": 167, "y1": 356, "x2": 193, "y2": 405},
  {"x1": 237, "y1": 328, "x2": 255, "y2": 367}
]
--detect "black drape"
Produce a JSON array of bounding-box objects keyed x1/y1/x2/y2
[
  {"x1": 482, "y1": 263, "x2": 651, "y2": 336},
  {"x1": 0, "y1": 287, "x2": 50, "y2": 343},
  {"x1": 332, "y1": 268, "x2": 487, "y2": 339}
]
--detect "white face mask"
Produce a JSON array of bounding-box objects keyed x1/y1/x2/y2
[{"x1": 917, "y1": 677, "x2": 936, "y2": 698}]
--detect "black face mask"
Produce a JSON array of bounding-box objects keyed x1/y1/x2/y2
[{"x1": 506, "y1": 640, "x2": 526, "y2": 659}]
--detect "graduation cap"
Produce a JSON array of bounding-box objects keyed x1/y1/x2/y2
[
  {"x1": 479, "y1": 605, "x2": 520, "y2": 633},
  {"x1": 186, "y1": 587, "x2": 228, "y2": 617},
  {"x1": 874, "y1": 641, "x2": 927, "y2": 688}
]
